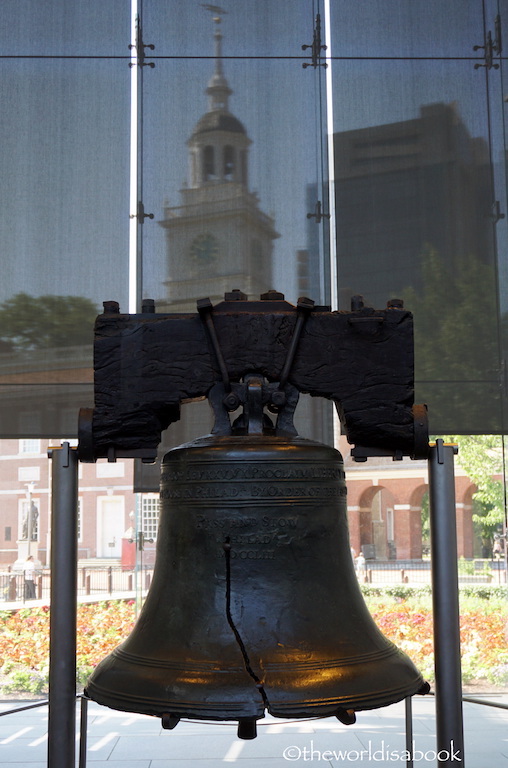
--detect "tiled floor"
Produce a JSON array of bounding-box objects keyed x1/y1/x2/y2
[{"x1": 1, "y1": 694, "x2": 507, "y2": 766}]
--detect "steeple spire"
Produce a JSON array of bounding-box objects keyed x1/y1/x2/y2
[
  {"x1": 202, "y1": 4, "x2": 232, "y2": 111},
  {"x1": 188, "y1": 6, "x2": 250, "y2": 188}
]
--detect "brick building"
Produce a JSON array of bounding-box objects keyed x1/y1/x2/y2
[
  {"x1": 342, "y1": 444, "x2": 475, "y2": 560},
  {"x1": 0, "y1": 438, "x2": 159, "y2": 568},
  {"x1": 0, "y1": 435, "x2": 476, "y2": 569}
]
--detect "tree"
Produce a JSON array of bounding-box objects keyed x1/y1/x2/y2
[
  {"x1": 400, "y1": 246, "x2": 501, "y2": 433},
  {"x1": 399, "y1": 247, "x2": 506, "y2": 547},
  {"x1": 443, "y1": 434, "x2": 505, "y2": 543},
  {"x1": 0, "y1": 293, "x2": 98, "y2": 351}
]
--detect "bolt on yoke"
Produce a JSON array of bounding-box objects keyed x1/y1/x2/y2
[{"x1": 199, "y1": 292, "x2": 314, "y2": 437}]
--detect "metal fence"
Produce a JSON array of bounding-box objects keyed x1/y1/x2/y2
[
  {"x1": 1, "y1": 559, "x2": 505, "y2": 604},
  {"x1": 0, "y1": 566, "x2": 155, "y2": 604},
  {"x1": 354, "y1": 558, "x2": 507, "y2": 585},
  {"x1": 360, "y1": 561, "x2": 432, "y2": 584}
]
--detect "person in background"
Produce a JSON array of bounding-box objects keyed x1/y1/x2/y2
[
  {"x1": 356, "y1": 551, "x2": 366, "y2": 581},
  {"x1": 23, "y1": 555, "x2": 36, "y2": 600}
]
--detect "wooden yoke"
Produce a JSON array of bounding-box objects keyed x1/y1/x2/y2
[{"x1": 78, "y1": 290, "x2": 428, "y2": 463}]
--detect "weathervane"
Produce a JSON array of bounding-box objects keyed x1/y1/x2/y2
[{"x1": 202, "y1": 4, "x2": 228, "y2": 24}]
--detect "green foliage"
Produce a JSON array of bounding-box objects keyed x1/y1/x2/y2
[
  {"x1": 458, "y1": 584, "x2": 508, "y2": 600},
  {"x1": 402, "y1": 246, "x2": 498, "y2": 380},
  {"x1": 2, "y1": 668, "x2": 48, "y2": 694},
  {"x1": 400, "y1": 246, "x2": 500, "y2": 432},
  {"x1": 441, "y1": 435, "x2": 505, "y2": 540},
  {"x1": 0, "y1": 292, "x2": 98, "y2": 351},
  {"x1": 76, "y1": 664, "x2": 94, "y2": 686},
  {"x1": 360, "y1": 584, "x2": 432, "y2": 600},
  {"x1": 457, "y1": 556, "x2": 476, "y2": 575},
  {"x1": 420, "y1": 492, "x2": 430, "y2": 544},
  {"x1": 360, "y1": 583, "x2": 507, "y2": 601}
]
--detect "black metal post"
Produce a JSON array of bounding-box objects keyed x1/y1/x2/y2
[
  {"x1": 47, "y1": 443, "x2": 79, "y2": 768},
  {"x1": 78, "y1": 696, "x2": 89, "y2": 768},
  {"x1": 405, "y1": 696, "x2": 413, "y2": 768},
  {"x1": 428, "y1": 440, "x2": 464, "y2": 767}
]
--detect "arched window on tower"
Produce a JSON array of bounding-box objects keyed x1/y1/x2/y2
[
  {"x1": 203, "y1": 145, "x2": 215, "y2": 180},
  {"x1": 224, "y1": 145, "x2": 235, "y2": 180}
]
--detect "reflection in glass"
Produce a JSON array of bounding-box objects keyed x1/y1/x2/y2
[
  {"x1": 135, "y1": 5, "x2": 332, "y2": 489},
  {"x1": 0, "y1": 0, "x2": 129, "y2": 437},
  {"x1": 155, "y1": 12, "x2": 279, "y2": 312},
  {"x1": 329, "y1": 0, "x2": 483, "y2": 58},
  {"x1": 334, "y1": 102, "x2": 494, "y2": 308},
  {"x1": 332, "y1": 63, "x2": 502, "y2": 432},
  {"x1": 141, "y1": 6, "x2": 327, "y2": 309}
]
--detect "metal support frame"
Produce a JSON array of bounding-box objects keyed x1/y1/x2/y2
[
  {"x1": 42, "y1": 439, "x2": 467, "y2": 767},
  {"x1": 405, "y1": 696, "x2": 414, "y2": 768},
  {"x1": 428, "y1": 440, "x2": 465, "y2": 766},
  {"x1": 47, "y1": 443, "x2": 79, "y2": 768}
]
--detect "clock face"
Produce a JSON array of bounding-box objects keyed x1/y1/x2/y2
[{"x1": 189, "y1": 233, "x2": 219, "y2": 266}]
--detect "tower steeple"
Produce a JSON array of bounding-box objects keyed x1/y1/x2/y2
[
  {"x1": 206, "y1": 8, "x2": 232, "y2": 112},
  {"x1": 158, "y1": 4, "x2": 279, "y2": 316},
  {"x1": 188, "y1": 6, "x2": 250, "y2": 188}
]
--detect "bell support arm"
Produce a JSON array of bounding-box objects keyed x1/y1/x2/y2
[{"x1": 78, "y1": 294, "x2": 428, "y2": 462}]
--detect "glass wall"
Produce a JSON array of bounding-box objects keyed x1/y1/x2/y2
[
  {"x1": 0, "y1": 1, "x2": 130, "y2": 438},
  {"x1": 330, "y1": 0, "x2": 506, "y2": 435},
  {"x1": 0, "y1": 0, "x2": 506, "y2": 710},
  {"x1": 3, "y1": 1, "x2": 506, "y2": 440}
]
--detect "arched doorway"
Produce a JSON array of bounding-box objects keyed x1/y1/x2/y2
[
  {"x1": 407, "y1": 485, "x2": 428, "y2": 559},
  {"x1": 358, "y1": 486, "x2": 396, "y2": 560}
]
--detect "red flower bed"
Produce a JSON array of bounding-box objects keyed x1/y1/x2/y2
[{"x1": 0, "y1": 595, "x2": 507, "y2": 693}]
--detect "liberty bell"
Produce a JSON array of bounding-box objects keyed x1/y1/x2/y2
[{"x1": 81, "y1": 291, "x2": 429, "y2": 739}]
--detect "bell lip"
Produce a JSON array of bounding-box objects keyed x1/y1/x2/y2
[
  {"x1": 84, "y1": 681, "x2": 265, "y2": 722},
  {"x1": 264, "y1": 676, "x2": 427, "y2": 715},
  {"x1": 84, "y1": 673, "x2": 426, "y2": 722}
]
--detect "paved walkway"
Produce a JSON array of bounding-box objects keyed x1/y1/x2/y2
[{"x1": 1, "y1": 693, "x2": 507, "y2": 766}]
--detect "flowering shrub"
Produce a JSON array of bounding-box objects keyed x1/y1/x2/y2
[
  {"x1": 367, "y1": 593, "x2": 508, "y2": 685},
  {"x1": 0, "y1": 601, "x2": 135, "y2": 694},
  {"x1": 0, "y1": 595, "x2": 507, "y2": 694},
  {"x1": 75, "y1": 600, "x2": 136, "y2": 682}
]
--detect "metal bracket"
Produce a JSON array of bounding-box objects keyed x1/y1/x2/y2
[
  {"x1": 306, "y1": 200, "x2": 331, "y2": 223},
  {"x1": 302, "y1": 13, "x2": 327, "y2": 69},
  {"x1": 200, "y1": 294, "x2": 312, "y2": 433},
  {"x1": 198, "y1": 297, "x2": 233, "y2": 406},
  {"x1": 208, "y1": 378, "x2": 299, "y2": 438},
  {"x1": 492, "y1": 201, "x2": 505, "y2": 223},
  {"x1": 129, "y1": 201, "x2": 154, "y2": 223},
  {"x1": 351, "y1": 446, "x2": 404, "y2": 463},
  {"x1": 431, "y1": 438, "x2": 458, "y2": 465},
  {"x1": 278, "y1": 296, "x2": 314, "y2": 390},
  {"x1": 474, "y1": 16, "x2": 501, "y2": 69},
  {"x1": 129, "y1": 14, "x2": 155, "y2": 68}
]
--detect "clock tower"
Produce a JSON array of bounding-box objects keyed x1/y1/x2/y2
[{"x1": 157, "y1": 9, "x2": 279, "y2": 312}]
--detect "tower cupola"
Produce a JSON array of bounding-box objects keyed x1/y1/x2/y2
[{"x1": 188, "y1": 7, "x2": 251, "y2": 188}]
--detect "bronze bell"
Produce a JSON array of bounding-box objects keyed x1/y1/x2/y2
[{"x1": 85, "y1": 377, "x2": 428, "y2": 738}]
